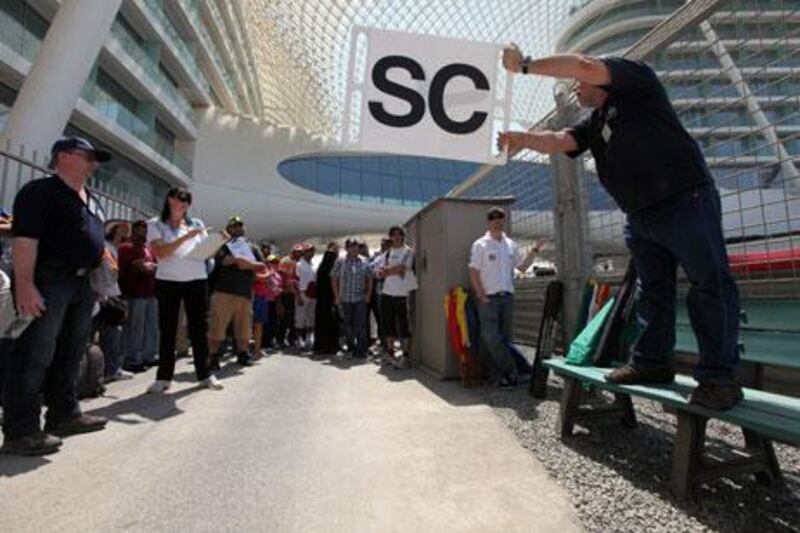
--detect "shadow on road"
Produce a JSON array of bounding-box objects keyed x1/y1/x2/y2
[{"x1": 0, "y1": 454, "x2": 51, "y2": 478}]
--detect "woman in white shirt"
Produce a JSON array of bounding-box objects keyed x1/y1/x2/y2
[{"x1": 146, "y1": 188, "x2": 222, "y2": 393}]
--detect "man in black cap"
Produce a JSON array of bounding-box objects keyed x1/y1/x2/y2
[
  {"x1": 207, "y1": 215, "x2": 265, "y2": 368},
  {"x1": 1, "y1": 136, "x2": 111, "y2": 455},
  {"x1": 497, "y1": 49, "x2": 742, "y2": 410},
  {"x1": 469, "y1": 207, "x2": 541, "y2": 389}
]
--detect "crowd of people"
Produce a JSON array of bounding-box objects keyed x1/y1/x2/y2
[
  {"x1": 0, "y1": 136, "x2": 419, "y2": 456},
  {"x1": 0, "y1": 46, "x2": 748, "y2": 460}
]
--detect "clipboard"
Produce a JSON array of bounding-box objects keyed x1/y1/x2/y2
[{"x1": 183, "y1": 230, "x2": 228, "y2": 261}]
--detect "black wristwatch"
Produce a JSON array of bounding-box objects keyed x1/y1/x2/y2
[{"x1": 521, "y1": 55, "x2": 532, "y2": 75}]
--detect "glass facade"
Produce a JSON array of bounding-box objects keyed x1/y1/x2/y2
[
  {"x1": 278, "y1": 155, "x2": 483, "y2": 207},
  {"x1": 0, "y1": 0, "x2": 48, "y2": 61},
  {"x1": 0, "y1": 82, "x2": 14, "y2": 132},
  {"x1": 1, "y1": 0, "x2": 262, "y2": 218},
  {"x1": 63, "y1": 125, "x2": 170, "y2": 213}
]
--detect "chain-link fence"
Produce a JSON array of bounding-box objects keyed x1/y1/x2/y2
[{"x1": 449, "y1": 0, "x2": 800, "y2": 344}]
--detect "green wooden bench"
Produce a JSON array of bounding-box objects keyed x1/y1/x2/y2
[
  {"x1": 543, "y1": 298, "x2": 800, "y2": 500},
  {"x1": 675, "y1": 298, "x2": 800, "y2": 387}
]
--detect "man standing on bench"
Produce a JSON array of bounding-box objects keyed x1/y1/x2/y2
[{"x1": 497, "y1": 49, "x2": 742, "y2": 410}]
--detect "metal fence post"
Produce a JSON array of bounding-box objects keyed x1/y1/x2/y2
[{"x1": 550, "y1": 85, "x2": 591, "y2": 342}]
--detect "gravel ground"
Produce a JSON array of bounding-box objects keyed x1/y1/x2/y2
[{"x1": 480, "y1": 374, "x2": 800, "y2": 533}]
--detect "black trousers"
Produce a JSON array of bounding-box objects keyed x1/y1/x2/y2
[
  {"x1": 277, "y1": 293, "x2": 296, "y2": 344},
  {"x1": 368, "y1": 286, "x2": 382, "y2": 341},
  {"x1": 155, "y1": 279, "x2": 210, "y2": 381},
  {"x1": 3, "y1": 275, "x2": 93, "y2": 439},
  {"x1": 381, "y1": 295, "x2": 410, "y2": 339},
  {"x1": 262, "y1": 300, "x2": 278, "y2": 348}
]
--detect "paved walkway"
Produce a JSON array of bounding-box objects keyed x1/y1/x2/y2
[{"x1": 0, "y1": 353, "x2": 582, "y2": 532}]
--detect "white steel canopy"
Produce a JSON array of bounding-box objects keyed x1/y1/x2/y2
[{"x1": 244, "y1": 0, "x2": 579, "y2": 138}]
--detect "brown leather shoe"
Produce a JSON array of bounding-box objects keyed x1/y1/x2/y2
[
  {"x1": 1, "y1": 432, "x2": 62, "y2": 456},
  {"x1": 44, "y1": 414, "x2": 108, "y2": 437},
  {"x1": 605, "y1": 364, "x2": 675, "y2": 385},
  {"x1": 689, "y1": 383, "x2": 743, "y2": 411}
]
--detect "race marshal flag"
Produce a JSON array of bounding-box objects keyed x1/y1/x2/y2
[{"x1": 343, "y1": 27, "x2": 512, "y2": 165}]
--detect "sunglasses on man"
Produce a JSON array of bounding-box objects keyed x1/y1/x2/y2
[{"x1": 171, "y1": 192, "x2": 191, "y2": 203}]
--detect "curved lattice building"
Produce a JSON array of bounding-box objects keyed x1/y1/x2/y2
[{"x1": 557, "y1": 0, "x2": 800, "y2": 194}]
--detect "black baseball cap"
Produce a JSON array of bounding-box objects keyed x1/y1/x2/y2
[
  {"x1": 487, "y1": 207, "x2": 507, "y2": 220},
  {"x1": 227, "y1": 215, "x2": 244, "y2": 227},
  {"x1": 51, "y1": 136, "x2": 111, "y2": 162}
]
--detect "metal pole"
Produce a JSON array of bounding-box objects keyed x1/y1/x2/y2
[{"x1": 550, "y1": 84, "x2": 592, "y2": 342}]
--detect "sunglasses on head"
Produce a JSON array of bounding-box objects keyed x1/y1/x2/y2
[{"x1": 171, "y1": 192, "x2": 191, "y2": 203}]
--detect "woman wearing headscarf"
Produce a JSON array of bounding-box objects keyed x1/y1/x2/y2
[{"x1": 313, "y1": 242, "x2": 340, "y2": 355}]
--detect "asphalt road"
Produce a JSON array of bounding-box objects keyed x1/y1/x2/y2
[{"x1": 0, "y1": 352, "x2": 581, "y2": 532}]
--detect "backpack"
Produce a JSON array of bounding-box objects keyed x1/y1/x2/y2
[{"x1": 76, "y1": 344, "x2": 106, "y2": 399}]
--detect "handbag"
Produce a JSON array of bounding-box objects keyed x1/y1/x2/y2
[
  {"x1": 304, "y1": 281, "x2": 318, "y2": 299},
  {"x1": 96, "y1": 296, "x2": 128, "y2": 326}
]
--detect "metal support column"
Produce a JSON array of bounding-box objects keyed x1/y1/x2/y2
[{"x1": 550, "y1": 84, "x2": 592, "y2": 342}]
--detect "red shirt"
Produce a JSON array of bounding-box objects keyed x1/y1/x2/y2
[
  {"x1": 118, "y1": 240, "x2": 157, "y2": 298},
  {"x1": 253, "y1": 270, "x2": 282, "y2": 301}
]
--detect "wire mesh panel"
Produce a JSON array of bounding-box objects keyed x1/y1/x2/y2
[
  {"x1": 454, "y1": 0, "x2": 800, "y2": 299},
  {"x1": 456, "y1": 157, "x2": 555, "y2": 245},
  {"x1": 567, "y1": 0, "x2": 800, "y2": 295}
]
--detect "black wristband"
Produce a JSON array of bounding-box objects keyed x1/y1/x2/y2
[{"x1": 521, "y1": 55, "x2": 532, "y2": 75}]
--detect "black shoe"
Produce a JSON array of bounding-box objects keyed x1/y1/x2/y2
[
  {"x1": 689, "y1": 382, "x2": 743, "y2": 411},
  {"x1": 44, "y1": 414, "x2": 107, "y2": 437},
  {"x1": 1, "y1": 432, "x2": 62, "y2": 456},
  {"x1": 237, "y1": 353, "x2": 254, "y2": 367},
  {"x1": 208, "y1": 354, "x2": 221, "y2": 371},
  {"x1": 143, "y1": 359, "x2": 159, "y2": 368},
  {"x1": 606, "y1": 364, "x2": 675, "y2": 385},
  {"x1": 122, "y1": 363, "x2": 148, "y2": 373},
  {"x1": 498, "y1": 375, "x2": 517, "y2": 390}
]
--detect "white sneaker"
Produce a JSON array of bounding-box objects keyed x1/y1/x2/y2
[
  {"x1": 201, "y1": 375, "x2": 224, "y2": 390},
  {"x1": 392, "y1": 356, "x2": 410, "y2": 370},
  {"x1": 105, "y1": 370, "x2": 134, "y2": 383},
  {"x1": 147, "y1": 380, "x2": 171, "y2": 394}
]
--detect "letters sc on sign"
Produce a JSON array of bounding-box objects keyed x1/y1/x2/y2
[{"x1": 344, "y1": 27, "x2": 512, "y2": 165}]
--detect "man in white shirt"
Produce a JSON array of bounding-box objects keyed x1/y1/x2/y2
[
  {"x1": 376, "y1": 226, "x2": 415, "y2": 368},
  {"x1": 295, "y1": 243, "x2": 317, "y2": 349},
  {"x1": 469, "y1": 207, "x2": 541, "y2": 389}
]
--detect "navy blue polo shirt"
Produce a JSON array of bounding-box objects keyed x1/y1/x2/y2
[
  {"x1": 12, "y1": 175, "x2": 106, "y2": 280},
  {"x1": 566, "y1": 57, "x2": 712, "y2": 214}
]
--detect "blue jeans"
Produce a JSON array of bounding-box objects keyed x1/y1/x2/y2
[
  {"x1": 341, "y1": 301, "x2": 368, "y2": 357},
  {"x1": 99, "y1": 323, "x2": 124, "y2": 377},
  {"x1": 2, "y1": 275, "x2": 94, "y2": 440},
  {"x1": 123, "y1": 297, "x2": 159, "y2": 366},
  {"x1": 625, "y1": 184, "x2": 740, "y2": 384},
  {"x1": 478, "y1": 293, "x2": 516, "y2": 378}
]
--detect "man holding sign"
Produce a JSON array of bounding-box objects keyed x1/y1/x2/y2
[
  {"x1": 497, "y1": 49, "x2": 742, "y2": 410},
  {"x1": 208, "y1": 216, "x2": 265, "y2": 369}
]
